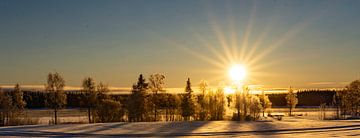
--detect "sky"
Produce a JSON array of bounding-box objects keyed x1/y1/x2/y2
[{"x1": 0, "y1": 0, "x2": 359, "y2": 89}]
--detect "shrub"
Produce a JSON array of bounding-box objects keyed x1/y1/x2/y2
[{"x1": 95, "y1": 99, "x2": 124, "y2": 123}]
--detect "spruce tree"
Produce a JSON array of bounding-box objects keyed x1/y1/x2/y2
[
  {"x1": 181, "y1": 78, "x2": 195, "y2": 121},
  {"x1": 127, "y1": 74, "x2": 149, "y2": 122}
]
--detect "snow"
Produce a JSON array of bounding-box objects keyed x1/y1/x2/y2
[{"x1": 1, "y1": 117, "x2": 359, "y2": 137}]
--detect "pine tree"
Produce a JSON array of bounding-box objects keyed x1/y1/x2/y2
[
  {"x1": 127, "y1": 74, "x2": 149, "y2": 122},
  {"x1": 45, "y1": 72, "x2": 67, "y2": 125},
  {"x1": 181, "y1": 78, "x2": 196, "y2": 121},
  {"x1": 82, "y1": 77, "x2": 97, "y2": 123},
  {"x1": 286, "y1": 87, "x2": 298, "y2": 116}
]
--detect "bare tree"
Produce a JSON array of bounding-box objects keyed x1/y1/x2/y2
[
  {"x1": 197, "y1": 80, "x2": 209, "y2": 120},
  {"x1": 97, "y1": 82, "x2": 110, "y2": 101},
  {"x1": 45, "y1": 72, "x2": 67, "y2": 125},
  {"x1": 259, "y1": 91, "x2": 272, "y2": 117},
  {"x1": 286, "y1": 87, "x2": 298, "y2": 116},
  {"x1": 208, "y1": 88, "x2": 226, "y2": 120},
  {"x1": 148, "y1": 74, "x2": 165, "y2": 121},
  {"x1": 249, "y1": 96, "x2": 262, "y2": 120},
  {"x1": 234, "y1": 89, "x2": 241, "y2": 121},
  {"x1": 10, "y1": 84, "x2": 26, "y2": 116},
  {"x1": 82, "y1": 77, "x2": 97, "y2": 123}
]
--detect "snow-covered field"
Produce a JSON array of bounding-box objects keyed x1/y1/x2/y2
[
  {"x1": 24, "y1": 107, "x2": 338, "y2": 124},
  {"x1": 1, "y1": 117, "x2": 359, "y2": 137}
]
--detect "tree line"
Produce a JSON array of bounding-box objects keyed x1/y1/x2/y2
[{"x1": 1, "y1": 72, "x2": 359, "y2": 125}]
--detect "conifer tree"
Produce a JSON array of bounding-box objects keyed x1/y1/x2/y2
[
  {"x1": 181, "y1": 78, "x2": 196, "y2": 121},
  {"x1": 127, "y1": 74, "x2": 149, "y2": 122}
]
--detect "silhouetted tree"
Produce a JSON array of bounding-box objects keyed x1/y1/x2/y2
[
  {"x1": 82, "y1": 77, "x2": 97, "y2": 123},
  {"x1": 96, "y1": 99, "x2": 124, "y2": 122},
  {"x1": 92, "y1": 82, "x2": 122, "y2": 123},
  {"x1": 208, "y1": 88, "x2": 226, "y2": 120},
  {"x1": 127, "y1": 74, "x2": 149, "y2": 122},
  {"x1": 242, "y1": 87, "x2": 251, "y2": 118},
  {"x1": 167, "y1": 94, "x2": 181, "y2": 121},
  {"x1": 45, "y1": 72, "x2": 67, "y2": 125},
  {"x1": 234, "y1": 89, "x2": 241, "y2": 121},
  {"x1": 286, "y1": 87, "x2": 298, "y2": 116},
  {"x1": 341, "y1": 79, "x2": 360, "y2": 116},
  {"x1": 181, "y1": 78, "x2": 196, "y2": 121},
  {"x1": 10, "y1": 84, "x2": 26, "y2": 114},
  {"x1": 148, "y1": 74, "x2": 165, "y2": 121},
  {"x1": 197, "y1": 80, "x2": 209, "y2": 120},
  {"x1": 97, "y1": 82, "x2": 110, "y2": 100},
  {"x1": 0, "y1": 87, "x2": 12, "y2": 126}
]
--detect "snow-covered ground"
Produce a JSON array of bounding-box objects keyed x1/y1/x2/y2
[{"x1": 1, "y1": 117, "x2": 359, "y2": 137}]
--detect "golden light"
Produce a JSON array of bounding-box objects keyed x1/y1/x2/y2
[
  {"x1": 229, "y1": 64, "x2": 247, "y2": 82},
  {"x1": 224, "y1": 86, "x2": 235, "y2": 95},
  {"x1": 166, "y1": 3, "x2": 312, "y2": 85}
]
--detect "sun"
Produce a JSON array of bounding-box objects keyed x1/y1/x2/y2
[{"x1": 229, "y1": 64, "x2": 247, "y2": 82}]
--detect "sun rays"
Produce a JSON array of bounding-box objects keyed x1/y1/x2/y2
[{"x1": 150, "y1": 1, "x2": 322, "y2": 87}]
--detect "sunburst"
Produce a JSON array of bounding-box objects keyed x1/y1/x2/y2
[{"x1": 153, "y1": 2, "x2": 321, "y2": 87}]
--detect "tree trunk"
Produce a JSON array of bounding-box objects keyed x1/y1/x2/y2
[
  {"x1": 154, "y1": 105, "x2": 157, "y2": 121},
  {"x1": 88, "y1": 107, "x2": 91, "y2": 123},
  {"x1": 263, "y1": 110, "x2": 265, "y2": 117},
  {"x1": 54, "y1": 109, "x2": 58, "y2": 125},
  {"x1": 166, "y1": 108, "x2": 168, "y2": 121},
  {"x1": 237, "y1": 110, "x2": 240, "y2": 121},
  {"x1": 154, "y1": 92, "x2": 157, "y2": 122},
  {"x1": 289, "y1": 107, "x2": 292, "y2": 116}
]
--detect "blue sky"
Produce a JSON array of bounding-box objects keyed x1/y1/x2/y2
[{"x1": 0, "y1": 0, "x2": 359, "y2": 88}]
